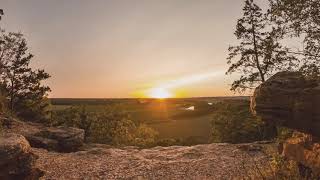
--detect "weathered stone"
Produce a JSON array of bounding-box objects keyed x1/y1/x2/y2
[
  {"x1": 3, "y1": 118, "x2": 85, "y2": 152},
  {"x1": 26, "y1": 135, "x2": 59, "y2": 152},
  {"x1": 0, "y1": 133, "x2": 43, "y2": 179},
  {"x1": 252, "y1": 71, "x2": 320, "y2": 176},
  {"x1": 251, "y1": 71, "x2": 320, "y2": 137},
  {"x1": 29, "y1": 126, "x2": 84, "y2": 152}
]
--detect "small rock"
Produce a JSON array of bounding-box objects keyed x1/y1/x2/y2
[{"x1": 237, "y1": 144, "x2": 263, "y2": 152}]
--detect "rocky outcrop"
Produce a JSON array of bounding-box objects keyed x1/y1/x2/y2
[
  {"x1": 33, "y1": 143, "x2": 274, "y2": 179},
  {"x1": 26, "y1": 126, "x2": 84, "y2": 152},
  {"x1": 0, "y1": 133, "x2": 43, "y2": 179},
  {"x1": 251, "y1": 71, "x2": 320, "y2": 137},
  {"x1": 2, "y1": 118, "x2": 84, "y2": 152},
  {"x1": 251, "y1": 71, "x2": 320, "y2": 176}
]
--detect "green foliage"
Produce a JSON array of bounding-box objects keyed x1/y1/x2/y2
[
  {"x1": 132, "y1": 124, "x2": 158, "y2": 148},
  {"x1": 89, "y1": 105, "x2": 136, "y2": 145},
  {"x1": 242, "y1": 150, "x2": 318, "y2": 179},
  {"x1": 269, "y1": 0, "x2": 320, "y2": 78},
  {"x1": 0, "y1": 31, "x2": 51, "y2": 122},
  {"x1": 227, "y1": 0, "x2": 298, "y2": 92},
  {"x1": 52, "y1": 98, "x2": 215, "y2": 144},
  {"x1": 228, "y1": 0, "x2": 320, "y2": 92},
  {"x1": 210, "y1": 100, "x2": 277, "y2": 143},
  {"x1": 276, "y1": 127, "x2": 294, "y2": 142},
  {"x1": 269, "y1": 153, "x2": 317, "y2": 179},
  {"x1": 269, "y1": 154, "x2": 301, "y2": 179},
  {"x1": 51, "y1": 105, "x2": 159, "y2": 147},
  {"x1": 50, "y1": 105, "x2": 94, "y2": 140}
]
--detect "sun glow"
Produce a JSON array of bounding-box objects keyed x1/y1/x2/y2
[
  {"x1": 149, "y1": 88, "x2": 172, "y2": 99},
  {"x1": 133, "y1": 70, "x2": 225, "y2": 98}
]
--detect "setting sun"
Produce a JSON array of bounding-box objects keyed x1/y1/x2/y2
[{"x1": 149, "y1": 88, "x2": 172, "y2": 99}]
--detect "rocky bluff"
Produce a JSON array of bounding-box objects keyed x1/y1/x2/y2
[{"x1": 251, "y1": 71, "x2": 320, "y2": 175}]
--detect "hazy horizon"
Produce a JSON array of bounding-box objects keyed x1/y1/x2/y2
[{"x1": 1, "y1": 0, "x2": 268, "y2": 98}]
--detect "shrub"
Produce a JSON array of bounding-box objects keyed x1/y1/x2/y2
[
  {"x1": 269, "y1": 154, "x2": 301, "y2": 179},
  {"x1": 276, "y1": 127, "x2": 294, "y2": 142},
  {"x1": 16, "y1": 97, "x2": 51, "y2": 123},
  {"x1": 89, "y1": 106, "x2": 136, "y2": 145},
  {"x1": 133, "y1": 124, "x2": 158, "y2": 148},
  {"x1": 210, "y1": 100, "x2": 277, "y2": 143},
  {"x1": 51, "y1": 105, "x2": 159, "y2": 147}
]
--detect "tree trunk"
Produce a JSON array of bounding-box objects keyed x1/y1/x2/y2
[
  {"x1": 10, "y1": 76, "x2": 15, "y2": 112},
  {"x1": 250, "y1": 8, "x2": 265, "y2": 82}
]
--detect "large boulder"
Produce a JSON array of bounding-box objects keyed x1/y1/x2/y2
[
  {"x1": 251, "y1": 71, "x2": 320, "y2": 137},
  {"x1": 0, "y1": 133, "x2": 43, "y2": 179},
  {"x1": 251, "y1": 71, "x2": 320, "y2": 176},
  {"x1": 2, "y1": 118, "x2": 85, "y2": 152},
  {"x1": 26, "y1": 126, "x2": 84, "y2": 152}
]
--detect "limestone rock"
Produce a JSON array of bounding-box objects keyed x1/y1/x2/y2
[
  {"x1": 3, "y1": 118, "x2": 84, "y2": 152},
  {"x1": 0, "y1": 133, "x2": 43, "y2": 179},
  {"x1": 252, "y1": 71, "x2": 320, "y2": 176},
  {"x1": 27, "y1": 126, "x2": 84, "y2": 152},
  {"x1": 251, "y1": 71, "x2": 320, "y2": 137}
]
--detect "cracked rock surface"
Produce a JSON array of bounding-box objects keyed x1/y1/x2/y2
[{"x1": 34, "y1": 143, "x2": 273, "y2": 179}]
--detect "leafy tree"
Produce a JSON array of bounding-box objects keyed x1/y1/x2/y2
[
  {"x1": 0, "y1": 32, "x2": 51, "y2": 121},
  {"x1": 0, "y1": 9, "x2": 3, "y2": 21},
  {"x1": 227, "y1": 0, "x2": 298, "y2": 92},
  {"x1": 0, "y1": 9, "x2": 7, "y2": 116},
  {"x1": 268, "y1": 0, "x2": 320, "y2": 78}
]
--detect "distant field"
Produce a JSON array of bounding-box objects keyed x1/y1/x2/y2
[{"x1": 50, "y1": 97, "x2": 249, "y2": 143}]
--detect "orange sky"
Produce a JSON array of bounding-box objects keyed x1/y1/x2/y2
[{"x1": 1, "y1": 0, "x2": 268, "y2": 98}]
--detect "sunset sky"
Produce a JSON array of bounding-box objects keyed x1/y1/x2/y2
[{"x1": 1, "y1": 0, "x2": 268, "y2": 98}]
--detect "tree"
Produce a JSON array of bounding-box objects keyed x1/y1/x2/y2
[
  {"x1": 0, "y1": 9, "x2": 5, "y2": 72},
  {"x1": 0, "y1": 9, "x2": 6, "y2": 116},
  {"x1": 0, "y1": 9, "x2": 3, "y2": 21},
  {"x1": 0, "y1": 32, "x2": 51, "y2": 121},
  {"x1": 268, "y1": 0, "x2": 320, "y2": 78},
  {"x1": 227, "y1": 0, "x2": 298, "y2": 92}
]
